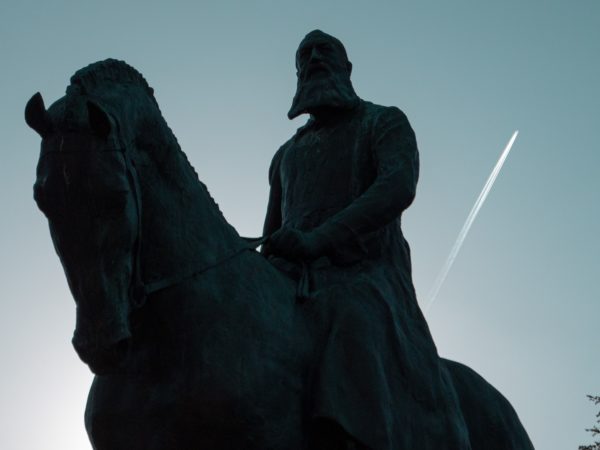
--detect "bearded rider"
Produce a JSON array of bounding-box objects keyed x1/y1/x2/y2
[{"x1": 262, "y1": 30, "x2": 471, "y2": 450}]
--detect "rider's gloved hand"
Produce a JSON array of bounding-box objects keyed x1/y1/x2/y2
[{"x1": 264, "y1": 227, "x2": 328, "y2": 262}]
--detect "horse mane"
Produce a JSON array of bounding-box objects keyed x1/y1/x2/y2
[
  {"x1": 69, "y1": 59, "x2": 157, "y2": 106},
  {"x1": 68, "y1": 59, "x2": 230, "y2": 229}
]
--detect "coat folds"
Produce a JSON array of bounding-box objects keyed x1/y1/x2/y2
[{"x1": 263, "y1": 100, "x2": 471, "y2": 449}]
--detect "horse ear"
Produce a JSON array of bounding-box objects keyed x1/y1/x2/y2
[
  {"x1": 25, "y1": 92, "x2": 52, "y2": 138},
  {"x1": 87, "y1": 101, "x2": 112, "y2": 138}
]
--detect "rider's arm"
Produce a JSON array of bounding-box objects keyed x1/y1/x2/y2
[
  {"x1": 261, "y1": 147, "x2": 284, "y2": 256},
  {"x1": 313, "y1": 106, "x2": 419, "y2": 258}
]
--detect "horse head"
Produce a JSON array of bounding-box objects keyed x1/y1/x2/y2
[
  {"x1": 27, "y1": 89, "x2": 140, "y2": 374},
  {"x1": 27, "y1": 59, "x2": 244, "y2": 377}
]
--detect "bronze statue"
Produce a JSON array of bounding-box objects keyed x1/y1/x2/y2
[
  {"x1": 26, "y1": 44, "x2": 534, "y2": 448},
  {"x1": 263, "y1": 29, "x2": 465, "y2": 449}
]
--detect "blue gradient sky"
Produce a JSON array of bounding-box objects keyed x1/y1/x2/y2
[{"x1": 2, "y1": 1, "x2": 598, "y2": 448}]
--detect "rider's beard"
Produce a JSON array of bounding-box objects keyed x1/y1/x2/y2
[{"x1": 288, "y1": 69, "x2": 359, "y2": 119}]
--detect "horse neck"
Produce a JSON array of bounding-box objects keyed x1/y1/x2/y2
[{"x1": 135, "y1": 141, "x2": 242, "y2": 286}]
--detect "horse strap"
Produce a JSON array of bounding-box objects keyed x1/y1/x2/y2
[{"x1": 142, "y1": 235, "x2": 269, "y2": 296}]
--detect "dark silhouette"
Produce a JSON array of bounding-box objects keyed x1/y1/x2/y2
[
  {"x1": 26, "y1": 48, "x2": 533, "y2": 448},
  {"x1": 263, "y1": 29, "x2": 462, "y2": 449},
  {"x1": 263, "y1": 30, "x2": 533, "y2": 449}
]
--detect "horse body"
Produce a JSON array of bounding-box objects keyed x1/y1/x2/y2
[
  {"x1": 27, "y1": 59, "x2": 534, "y2": 449},
  {"x1": 86, "y1": 252, "x2": 310, "y2": 449},
  {"x1": 28, "y1": 60, "x2": 313, "y2": 449}
]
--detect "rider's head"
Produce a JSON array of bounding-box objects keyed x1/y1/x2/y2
[{"x1": 288, "y1": 30, "x2": 359, "y2": 119}]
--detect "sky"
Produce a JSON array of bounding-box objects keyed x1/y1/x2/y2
[{"x1": 1, "y1": 1, "x2": 598, "y2": 448}]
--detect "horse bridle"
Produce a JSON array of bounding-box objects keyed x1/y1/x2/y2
[
  {"x1": 42, "y1": 133, "x2": 267, "y2": 311},
  {"x1": 119, "y1": 140, "x2": 268, "y2": 309}
]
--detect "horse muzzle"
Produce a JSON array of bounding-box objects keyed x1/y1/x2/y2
[{"x1": 72, "y1": 327, "x2": 132, "y2": 375}]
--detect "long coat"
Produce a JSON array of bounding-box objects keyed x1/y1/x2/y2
[{"x1": 263, "y1": 100, "x2": 471, "y2": 450}]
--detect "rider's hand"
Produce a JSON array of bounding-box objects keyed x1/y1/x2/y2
[{"x1": 266, "y1": 227, "x2": 327, "y2": 261}]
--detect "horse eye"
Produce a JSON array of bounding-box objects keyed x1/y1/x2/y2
[
  {"x1": 33, "y1": 182, "x2": 49, "y2": 214},
  {"x1": 93, "y1": 191, "x2": 129, "y2": 218},
  {"x1": 34, "y1": 181, "x2": 67, "y2": 221},
  {"x1": 33, "y1": 182, "x2": 43, "y2": 203}
]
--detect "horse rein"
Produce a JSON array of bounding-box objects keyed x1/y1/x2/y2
[
  {"x1": 41, "y1": 134, "x2": 269, "y2": 311},
  {"x1": 120, "y1": 143, "x2": 269, "y2": 309}
]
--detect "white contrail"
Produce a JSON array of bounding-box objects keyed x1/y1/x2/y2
[{"x1": 423, "y1": 131, "x2": 519, "y2": 313}]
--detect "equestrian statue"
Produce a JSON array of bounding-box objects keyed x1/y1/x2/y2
[{"x1": 26, "y1": 30, "x2": 534, "y2": 450}]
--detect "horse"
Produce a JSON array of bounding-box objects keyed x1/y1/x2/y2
[{"x1": 26, "y1": 59, "x2": 534, "y2": 449}]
